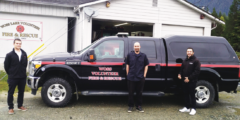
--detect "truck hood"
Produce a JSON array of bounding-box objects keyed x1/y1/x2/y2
[{"x1": 32, "y1": 52, "x2": 76, "y2": 61}]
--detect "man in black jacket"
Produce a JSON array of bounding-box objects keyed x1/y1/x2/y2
[
  {"x1": 178, "y1": 47, "x2": 201, "y2": 115},
  {"x1": 4, "y1": 38, "x2": 28, "y2": 115}
]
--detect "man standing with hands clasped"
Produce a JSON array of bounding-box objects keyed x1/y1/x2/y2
[
  {"x1": 4, "y1": 38, "x2": 28, "y2": 115},
  {"x1": 125, "y1": 42, "x2": 149, "y2": 113},
  {"x1": 178, "y1": 47, "x2": 201, "y2": 115}
]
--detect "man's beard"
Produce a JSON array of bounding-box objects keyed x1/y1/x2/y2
[{"x1": 135, "y1": 49, "x2": 139, "y2": 52}]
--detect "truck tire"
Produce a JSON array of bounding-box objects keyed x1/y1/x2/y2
[
  {"x1": 41, "y1": 77, "x2": 72, "y2": 107},
  {"x1": 195, "y1": 80, "x2": 215, "y2": 108}
]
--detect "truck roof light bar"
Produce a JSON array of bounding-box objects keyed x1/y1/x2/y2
[{"x1": 116, "y1": 32, "x2": 128, "y2": 38}]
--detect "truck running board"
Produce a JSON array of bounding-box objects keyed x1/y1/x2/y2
[{"x1": 79, "y1": 91, "x2": 165, "y2": 97}]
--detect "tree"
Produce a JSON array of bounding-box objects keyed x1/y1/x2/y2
[
  {"x1": 219, "y1": 12, "x2": 222, "y2": 18},
  {"x1": 222, "y1": 13, "x2": 228, "y2": 22},
  {"x1": 212, "y1": 8, "x2": 218, "y2": 18},
  {"x1": 211, "y1": 8, "x2": 224, "y2": 37},
  {"x1": 224, "y1": 0, "x2": 240, "y2": 51},
  {"x1": 205, "y1": 6, "x2": 210, "y2": 13},
  {"x1": 229, "y1": 11, "x2": 240, "y2": 51}
]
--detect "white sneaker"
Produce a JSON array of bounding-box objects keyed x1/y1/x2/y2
[
  {"x1": 189, "y1": 109, "x2": 196, "y2": 115},
  {"x1": 179, "y1": 107, "x2": 190, "y2": 112}
]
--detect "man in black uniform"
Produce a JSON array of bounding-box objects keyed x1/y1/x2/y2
[
  {"x1": 178, "y1": 47, "x2": 201, "y2": 115},
  {"x1": 125, "y1": 42, "x2": 149, "y2": 113},
  {"x1": 4, "y1": 38, "x2": 28, "y2": 115}
]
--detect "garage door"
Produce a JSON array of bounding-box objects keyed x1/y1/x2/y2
[{"x1": 161, "y1": 25, "x2": 204, "y2": 37}]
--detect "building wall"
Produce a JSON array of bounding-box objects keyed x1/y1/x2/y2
[
  {"x1": 0, "y1": 1, "x2": 73, "y2": 70},
  {"x1": 91, "y1": 0, "x2": 159, "y2": 23},
  {"x1": 75, "y1": 0, "x2": 213, "y2": 51},
  {"x1": 158, "y1": 0, "x2": 212, "y2": 37}
]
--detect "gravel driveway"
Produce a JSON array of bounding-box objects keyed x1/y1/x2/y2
[{"x1": 0, "y1": 90, "x2": 240, "y2": 120}]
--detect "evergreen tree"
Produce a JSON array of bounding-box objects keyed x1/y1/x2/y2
[
  {"x1": 229, "y1": 11, "x2": 240, "y2": 51},
  {"x1": 222, "y1": 13, "x2": 228, "y2": 22},
  {"x1": 220, "y1": 16, "x2": 226, "y2": 34},
  {"x1": 224, "y1": 0, "x2": 240, "y2": 51},
  {"x1": 211, "y1": 8, "x2": 223, "y2": 36},
  {"x1": 212, "y1": 8, "x2": 218, "y2": 18},
  {"x1": 205, "y1": 6, "x2": 210, "y2": 13},
  {"x1": 219, "y1": 12, "x2": 222, "y2": 19}
]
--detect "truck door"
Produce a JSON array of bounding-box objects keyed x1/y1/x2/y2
[
  {"x1": 127, "y1": 38, "x2": 166, "y2": 91},
  {"x1": 80, "y1": 38, "x2": 128, "y2": 91}
]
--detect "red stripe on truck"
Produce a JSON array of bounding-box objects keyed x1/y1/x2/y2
[
  {"x1": 42, "y1": 62, "x2": 65, "y2": 65},
  {"x1": 150, "y1": 63, "x2": 240, "y2": 68},
  {"x1": 41, "y1": 61, "x2": 240, "y2": 68},
  {"x1": 81, "y1": 62, "x2": 124, "y2": 66}
]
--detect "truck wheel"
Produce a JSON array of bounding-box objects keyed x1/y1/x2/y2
[
  {"x1": 195, "y1": 80, "x2": 215, "y2": 108},
  {"x1": 41, "y1": 77, "x2": 72, "y2": 107}
]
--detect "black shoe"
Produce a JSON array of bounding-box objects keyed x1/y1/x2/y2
[
  {"x1": 128, "y1": 107, "x2": 133, "y2": 113},
  {"x1": 136, "y1": 106, "x2": 144, "y2": 112}
]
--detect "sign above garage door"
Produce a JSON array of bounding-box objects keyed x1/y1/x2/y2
[
  {"x1": 161, "y1": 25, "x2": 203, "y2": 37},
  {"x1": 0, "y1": 19, "x2": 42, "y2": 41}
]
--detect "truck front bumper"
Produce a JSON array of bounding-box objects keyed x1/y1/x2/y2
[{"x1": 27, "y1": 76, "x2": 40, "y2": 89}]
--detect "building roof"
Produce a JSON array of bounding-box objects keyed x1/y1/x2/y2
[{"x1": 3, "y1": 0, "x2": 97, "y2": 7}]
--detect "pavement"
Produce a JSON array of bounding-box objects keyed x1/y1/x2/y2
[{"x1": 0, "y1": 90, "x2": 240, "y2": 120}]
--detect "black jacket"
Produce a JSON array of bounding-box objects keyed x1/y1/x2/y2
[
  {"x1": 179, "y1": 55, "x2": 201, "y2": 83},
  {"x1": 4, "y1": 49, "x2": 28, "y2": 79}
]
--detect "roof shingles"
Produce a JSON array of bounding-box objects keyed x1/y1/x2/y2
[{"x1": 3, "y1": 0, "x2": 97, "y2": 7}]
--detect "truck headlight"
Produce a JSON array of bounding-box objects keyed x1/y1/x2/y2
[{"x1": 29, "y1": 61, "x2": 42, "y2": 76}]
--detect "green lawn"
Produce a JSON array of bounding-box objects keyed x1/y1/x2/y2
[{"x1": 0, "y1": 71, "x2": 32, "y2": 92}]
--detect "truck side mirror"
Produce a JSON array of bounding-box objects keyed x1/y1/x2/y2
[
  {"x1": 88, "y1": 49, "x2": 96, "y2": 62},
  {"x1": 155, "y1": 64, "x2": 161, "y2": 71}
]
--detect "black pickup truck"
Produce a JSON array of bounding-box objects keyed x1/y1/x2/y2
[{"x1": 27, "y1": 35, "x2": 240, "y2": 108}]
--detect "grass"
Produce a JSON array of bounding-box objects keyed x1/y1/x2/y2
[{"x1": 0, "y1": 71, "x2": 32, "y2": 92}]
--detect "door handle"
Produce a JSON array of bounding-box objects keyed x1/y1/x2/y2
[
  {"x1": 155, "y1": 64, "x2": 161, "y2": 71},
  {"x1": 122, "y1": 63, "x2": 126, "y2": 71}
]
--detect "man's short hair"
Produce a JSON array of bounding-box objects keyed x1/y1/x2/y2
[
  {"x1": 134, "y1": 42, "x2": 140, "y2": 46},
  {"x1": 13, "y1": 38, "x2": 21, "y2": 44},
  {"x1": 187, "y1": 47, "x2": 194, "y2": 52}
]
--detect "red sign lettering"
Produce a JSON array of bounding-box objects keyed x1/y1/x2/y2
[{"x1": 98, "y1": 67, "x2": 112, "y2": 71}]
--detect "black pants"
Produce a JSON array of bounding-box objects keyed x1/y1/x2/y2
[
  {"x1": 183, "y1": 82, "x2": 196, "y2": 109},
  {"x1": 7, "y1": 78, "x2": 26, "y2": 110},
  {"x1": 128, "y1": 78, "x2": 145, "y2": 107}
]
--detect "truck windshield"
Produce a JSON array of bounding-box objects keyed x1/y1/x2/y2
[{"x1": 77, "y1": 39, "x2": 100, "y2": 54}]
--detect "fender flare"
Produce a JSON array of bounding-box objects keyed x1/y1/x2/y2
[
  {"x1": 35, "y1": 64, "x2": 81, "y2": 80},
  {"x1": 200, "y1": 67, "x2": 221, "y2": 102},
  {"x1": 200, "y1": 67, "x2": 221, "y2": 78},
  {"x1": 35, "y1": 64, "x2": 80, "y2": 100}
]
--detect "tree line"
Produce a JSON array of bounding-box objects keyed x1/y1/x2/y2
[{"x1": 211, "y1": 0, "x2": 240, "y2": 52}]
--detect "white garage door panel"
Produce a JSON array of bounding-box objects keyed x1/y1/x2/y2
[{"x1": 162, "y1": 25, "x2": 203, "y2": 37}]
